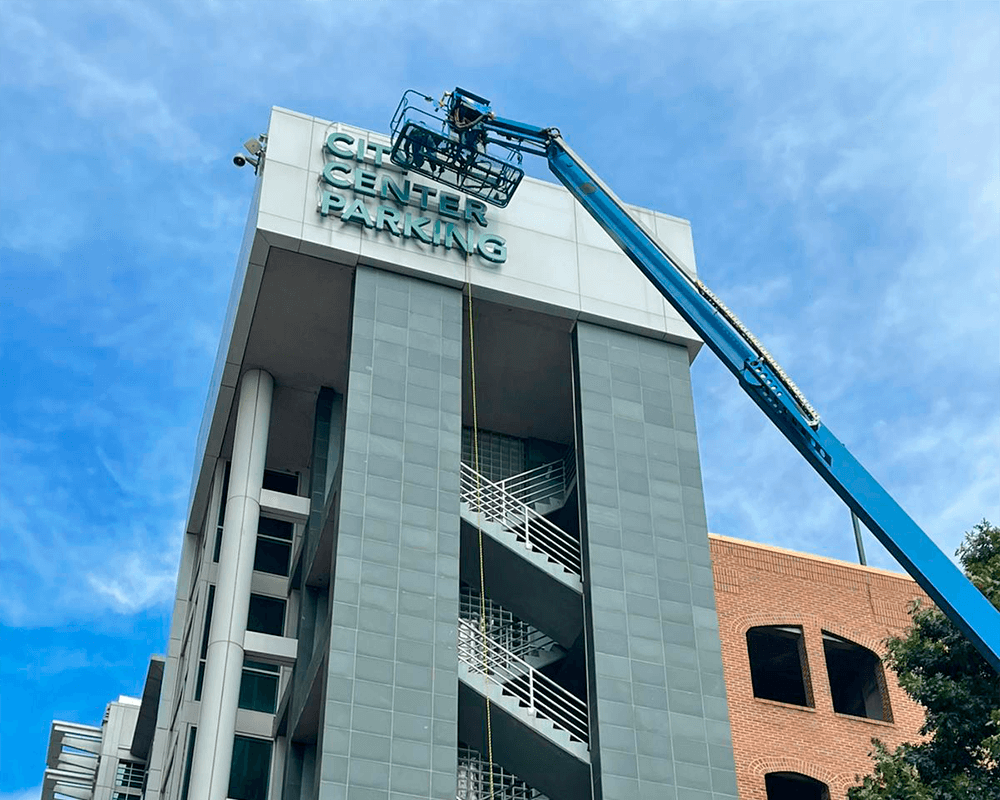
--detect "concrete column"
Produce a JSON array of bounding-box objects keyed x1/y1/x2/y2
[
  {"x1": 573, "y1": 324, "x2": 738, "y2": 800},
  {"x1": 190, "y1": 369, "x2": 273, "y2": 800}
]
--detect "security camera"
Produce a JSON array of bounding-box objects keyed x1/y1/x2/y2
[{"x1": 233, "y1": 153, "x2": 247, "y2": 167}]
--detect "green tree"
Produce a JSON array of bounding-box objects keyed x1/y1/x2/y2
[{"x1": 848, "y1": 520, "x2": 1000, "y2": 800}]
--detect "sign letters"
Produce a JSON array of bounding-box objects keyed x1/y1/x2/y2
[{"x1": 317, "y1": 132, "x2": 507, "y2": 264}]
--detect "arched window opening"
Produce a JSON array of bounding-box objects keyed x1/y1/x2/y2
[
  {"x1": 822, "y1": 631, "x2": 893, "y2": 721},
  {"x1": 765, "y1": 772, "x2": 830, "y2": 800},
  {"x1": 745, "y1": 625, "x2": 813, "y2": 707}
]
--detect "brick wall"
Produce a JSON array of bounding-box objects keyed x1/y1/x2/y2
[{"x1": 709, "y1": 534, "x2": 928, "y2": 800}]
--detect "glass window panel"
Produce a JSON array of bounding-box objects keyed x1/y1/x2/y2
[
  {"x1": 200, "y1": 585, "x2": 216, "y2": 659},
  {"x1": 258, "y1": 516, "x2": 294, "y2": 541},
  {"x1": 247, "y1": 595, "x2": 285, "y2": 637},
  {"x1": 228, "y1": 736, "x2": 272, "y2": 800},
  {"x1": 115, "y1": 761, "x2": 146, "y2": 788},
  {"x1": 194, "y1": 661, "x2": 206, "y2": 702},
  {"x1": 244, "y1": 660, "x2": 280, "y2": 673},
  {"x1": 239, "y1": 669, "x2": 278, "y2": 714},
  {"x1": 179, "y1": 727, "x2": 197, "y2": 800},
  {"x1": 217, "y1": 462, "x2": 231, "y2": 526},
  {"x1": 262, "y1": 470, "x2": 298, "y2": 495},
  {"x1": 253, "y1": 538, "x2": 291, "y2": 576}
]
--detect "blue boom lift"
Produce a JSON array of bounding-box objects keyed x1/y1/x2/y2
[{"x1": 388, "y1": 87, "x2": 1000, "y2": 671}]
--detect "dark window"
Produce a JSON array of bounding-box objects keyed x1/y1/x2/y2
[
  {"x1": 263, "y1": 469, "x2": 298, "y2": 495},
  {"x1": 194, "y1": 662, "x2": 206, "y2": 702},
  {"x1": 765, "y1": 772, "x2": 830, "y2": 800},
  {"x1": 194, "y1": 585, "x2": 215, "y2": 702},
  {"x1": 247, "y1": 594, "x2": 285, "y2": 637},
  {"x1": 214, "y1": 462, "x2": 231, "y2": 563},
  {"x1": 179, "y1": 726, "x2": 197, "y2": 800},
  {"x1": 254, "y1": 516, "x2": 293, "y2": 576},
  {"x1": 229, "y1": 735, "x2": 272, "y2": 800},
  {"x1": 115, "y1": 760, "x2": 146, "y2": 788},
  {"x1": 746, "y1": 625, "x2": 813, "y2": 707},
  {"x1": 822, "y1": 632, "x2": 892, "y2": 721},
  {"x1": 239, "y1": 660, "x2": 280, "y2": 713}
]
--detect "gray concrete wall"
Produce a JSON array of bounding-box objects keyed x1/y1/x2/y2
[
  {"x1": 317, "y1": 266, "x2": 463, "y2": 799},
  {"x1": 574, "y1": 322, "x2": 738, "y2": 800}
]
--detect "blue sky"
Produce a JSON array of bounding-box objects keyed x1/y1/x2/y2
[{"x1": 1, "y1": 1, "x2": 997, "y2": 794}]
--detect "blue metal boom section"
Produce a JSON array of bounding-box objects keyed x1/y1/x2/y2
[
  {"x1": 389, "y1": 90, "x2": 1000, "y2": 671},
  {"x1": 543, "y1": 138, "x2": 999, "y2": 672}
]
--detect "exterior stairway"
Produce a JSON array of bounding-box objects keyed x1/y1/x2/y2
[
  {"x1": 457, "y1": 745, "x2": 548, "y2": 799},
  {"x1": 457, "y1": 615, "x2": 592, "y2": 799},
  {"x1": 489, "y1": 449, "x2": 577, "y2": 517},
  {"x1": 460, "y1": 584, "x2": 567, "y2": 672},
  {"x1": 458, "y1": 449, "x2": 591, "y2": 798},
  {"x1": 457, "y1": 618, "x2": 589, "y2": 760},
  {"x1": 459, "y1": 462, "x2": 581, "y2": 591}
]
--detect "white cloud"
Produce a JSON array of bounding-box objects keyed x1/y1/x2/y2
[
  {"x1": 0, "y1": 3, "x2": 205, "y2": 159},
  {"x1": 87, "y1": 551, "x2": 179, "y2": 615},
  {"x1": 0, "y1": 787, "x2": 42, "y2": 800},
  {"x1": 0, "y1": 431, "x2": 187, "y2": 627}
]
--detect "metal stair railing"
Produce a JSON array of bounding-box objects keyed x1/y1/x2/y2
[
  {"x1": 457, "y1": 745, "x2": 548, "y2": 799},
  {"x1": 497, "y1": 462, "x2": 565, "y2": 508},
  {"x1": 494, "y1": 447, "x2": 578, "y2": 510},
  {"x1": 458, "y1": 618, "x2": 589, "y2": 746},
  {"x1": 561, "y1": 446, "x2": 577, "y2": 499},
  {"x1": 459, "y1": 585, "x2": 564, "y2": 664},
  {"x1": 460, "y1": 463, "x2": 582, "y2": 577}
]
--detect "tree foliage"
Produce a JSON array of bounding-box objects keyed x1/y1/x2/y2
[{"x1": 848, "y1": 520, "x2": 1000, "y2": 800}]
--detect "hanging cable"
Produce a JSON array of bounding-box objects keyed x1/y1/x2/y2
[{"x1": 466, "y1": 279, "x2": 496, "y2": 798}]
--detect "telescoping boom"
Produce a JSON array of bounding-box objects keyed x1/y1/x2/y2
[{"x1": 388, "y1": 87, "x2": 1000, "y2": 671}]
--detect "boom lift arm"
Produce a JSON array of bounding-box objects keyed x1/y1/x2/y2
[{"x1": 388, "y1": 88, "x2": 1000, "y2": 671}]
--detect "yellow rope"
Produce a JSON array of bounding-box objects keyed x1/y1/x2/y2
[{"x1": 467, "y1": 281, "x2": 496, "y2": 798}]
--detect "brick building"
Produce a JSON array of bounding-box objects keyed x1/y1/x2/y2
[{"x1": 710, "y1": 534, "x2": 928, "y2": 800}]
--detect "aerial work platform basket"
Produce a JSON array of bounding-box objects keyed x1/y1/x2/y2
[{"x1": 389, "y1": 89, "x2": 526, "y2": 207}]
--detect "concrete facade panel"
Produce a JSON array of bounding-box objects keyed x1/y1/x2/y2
[
  {"x1": 317, "y1": 267, "x2": 462, "y2": 799},
  {"x1": 575, "y1": 322, "x2": 738, "y2": 800}
]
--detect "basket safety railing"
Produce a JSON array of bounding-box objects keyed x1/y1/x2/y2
[
  {"x1": 460, "y1": 462, "x2": 582, "y2": 577},
  {"x1": 458, "y1": 618, "x2": 589, "y2": 746},
  {"x1": 457, "y1": 745, "x2": 548, "y2": 799}
]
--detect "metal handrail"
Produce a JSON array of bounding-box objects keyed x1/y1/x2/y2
[
  {"x1": 460, "y1": 463, "x2": 582, "y2": 576},
  {"x1": 497, "y1": 462, "x2": 566, "y2": 508},
  {"x1": 459, "y1": 587, "x2": 563, "y2": 662},
  {"x1": 458, "y1": 619, "x2": 589, "y2": 745},
  {"x1": 562, "y1": 447, "x2": 578, "y2": 498},
  {"x1": 457, "y1": 745, "x2": 548, "y2": 799}
]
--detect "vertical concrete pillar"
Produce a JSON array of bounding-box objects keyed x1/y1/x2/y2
[
  {"x1": 573, "y1": 324, "x2": 738, "y2": 800},
  {"x1": 316, "y1": 266, "x2": 462, "y2": 799},
  {"x1": 190, "y1": 369, "x2": 273, "y2": 800}
]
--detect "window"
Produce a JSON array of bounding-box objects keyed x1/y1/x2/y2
[
  {"x1": 746, "y1": 625, "x2": 813, "y2": 707},
  {"x1": 214, "y1": 462, "x2": 230, "y2": 563},
  {"x1": 179, "y1": 727, "x2": 197, "y2": 800},
  {"x1": 229, "y1": 735, "x2": 272, "y2": 800},
  {"x1": 822, "y1": 631, "x2": 892, "y2": 721},
  {"x1": 194, "y1": 585, "x2": 215, "y2": 701},
  {"x1": 254, "y1": 516, "x2": 293, "y2": 576},
  {"x1": 115, "y1": 760, "x2": 146, "y2": 789},
  {"x1": 247, "y1": 594, "x2": 286, "y2": 637},
  {"x1": 263, "y1": 469, "x2": 298, "y2": 495},
  {"x1": 461, "y1": 427, "x2": 526, "y2": 482},
  {"x1": 765, "y1": 772, "x2": 830, "y2": 800},
  {"x1": 239, "y1": 660, "x2": 280, "y2": 713}
]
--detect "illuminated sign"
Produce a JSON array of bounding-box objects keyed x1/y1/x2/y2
[{"x1": 317, "y1": 132, "x2": 507, "y2": 264}]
